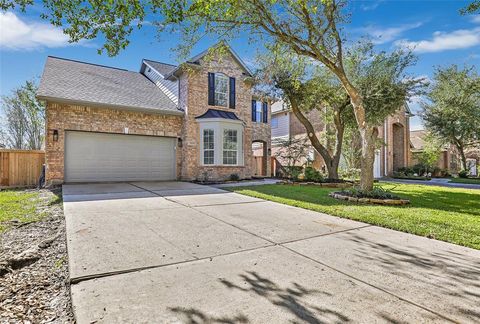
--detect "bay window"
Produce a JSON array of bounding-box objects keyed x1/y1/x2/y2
[
  {"x1": 203, "y1": 129, "x2": 215, "y2": 165},
  {"x1": 199, "y1": 120, "x2": 243, "y2": 166},
  {"x1": 223, "y1": 129, "x2": 238, "y2": 165}
]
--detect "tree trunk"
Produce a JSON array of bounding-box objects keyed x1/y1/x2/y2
[
  {"x1": 289, "y1": 97, "x2": 342, "y2": 179},
  {"x1": 359, "y1": 127, "x2": 378, "y2": 191},
  {"x1": 333, "y1": 70, "x2": 378, "y2": 191},
  {"x1": 458, "y1": 145, "x2": 468, "y2": 171}
]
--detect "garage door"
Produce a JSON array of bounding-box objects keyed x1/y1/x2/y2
[{"x1": 65, "y1": 131, "x2": 176, "y2": 182}]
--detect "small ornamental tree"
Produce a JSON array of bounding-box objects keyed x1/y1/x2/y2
[
  {"x1": 274, "y1": 136, "x2": 310, "y2": 180},
  {"x1": 421, "y1": 65, "x2": 480, "y2": 171},
  {"x1": 417, "y1": 134, "x2": 442, "y2": 175}
]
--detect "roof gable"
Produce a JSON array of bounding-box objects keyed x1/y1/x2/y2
[{"x1": 166, "y1": 42, "x2": 253, "y2": 79}]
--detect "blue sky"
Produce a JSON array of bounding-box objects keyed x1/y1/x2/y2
[{"x1": 1, "y1": 0, "x2": 479, "y2": 130}]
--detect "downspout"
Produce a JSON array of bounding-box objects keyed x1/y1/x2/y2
[{"x1": 384, "y1": 120, "x2": 388, "y2": 176}]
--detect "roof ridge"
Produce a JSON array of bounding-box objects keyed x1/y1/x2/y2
[
  {"x1": 143, "y1": 58, "x2": 177, "y2": 67},
  {"x1": 47, "y1": 56, "x2": 130, "y2": 72}
]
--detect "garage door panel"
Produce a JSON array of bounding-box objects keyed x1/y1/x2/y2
[{"x1": 65, "y1": 131, "x2": 176, "y2": 182}]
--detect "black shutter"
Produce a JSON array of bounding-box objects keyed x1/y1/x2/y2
[
  {"x1": 229, "y1": 77, "x2": 236, "y2": 108},
  {"x1": 262, "y1": 102, "x2": 268, "y2": 123},
  {"x1": 208, "y1": 72, "x2": 215, "y2": 106},
  {"x1": 251, "y1": 100, "x2": 257, "y2": 122}
]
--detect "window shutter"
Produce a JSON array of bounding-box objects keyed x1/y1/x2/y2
[
  {"x1": 251, "y1": 100, "x2": 257, "y2": 122},
  {"x1": 208, "y1": 72, "x2": 215, "y2": 106},
  {"x1": 229, "y1": 77, "x2": 236, "y2": 108},
  {"x1": 262, "y1": 102, "x2": 268, "y2": 123}
]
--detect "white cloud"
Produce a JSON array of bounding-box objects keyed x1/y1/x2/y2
[
  {"x1": 361, "y1": 0, "x2": 384, "y2": 11},
  {"x1": 361, "y1": 22, "x2": 423, "y2": 44},
  {"x1": 471, "y1": 15, "x2": 480, "y2": 24},
  {"x1": 396, "y1": 27, "x2": 480, "y2": 53},
  {"x1": 0, "y1": 11, "x2": 72, "y2": 50}
]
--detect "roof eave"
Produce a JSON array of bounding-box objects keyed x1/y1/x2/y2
[{"x1": 36, "y1": 95, "x2": 184, "y2": 116}]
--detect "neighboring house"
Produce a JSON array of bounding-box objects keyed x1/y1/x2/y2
[
  {"x1": 37, "y1": 43, "x2": 271, "y2": 185},
  {"x1": 409, "y1": 130, "x2": 456, "y2": 172},
  {"x1": 270, "y1": 100, "x2": 412, "y2": 177}
]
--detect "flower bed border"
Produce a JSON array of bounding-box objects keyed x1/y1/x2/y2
[
  {"x1": 329, "y1": 192, "x2": 410, "y2": 205},
  {"x1": 278, "y1": 181, "x2": 354, "y2": 189}
]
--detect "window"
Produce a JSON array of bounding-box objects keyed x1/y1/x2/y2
[
  {"x1": 203, "y1": 129, "x2": 215, "y2": 165},
  {"x1": 271, "y1": 117, "x2": 278, "y2": 129},
  {"x1": 223, "y1": 129, "x2": 238, "y2": 165},
  {"x1": 214, "y1": 73, "x2": 228, "y2": 107},
  {"x1": 255, "y1": 101, "x2": 263, "y2": 123}
]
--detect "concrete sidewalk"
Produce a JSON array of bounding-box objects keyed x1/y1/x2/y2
[
  {"x1": 382, "y1": 177, "x2": 480, "y2": 189},
  {"x1": 63, "y1": 181, "x2": 480, "y2": 323}
]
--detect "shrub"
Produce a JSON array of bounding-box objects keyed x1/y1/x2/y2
[
  {"x1": 458, "y1": 170, "x2": 469, "y2": 178},
  {"x1": 341, "y1": 186, "x2": 400, "y2": 200},
  {"x1": 229, "y1": 173, "x2": 240, "y2": 181},
  {"x1": 284, "y1": 166, "x2": 303, "y2": 181},
  {"x1": 304, "y1": 167, "x2": 324, "y2": 182},
  {"x1": 340, "y1": 168, "x2": 361, "y2": 181}
]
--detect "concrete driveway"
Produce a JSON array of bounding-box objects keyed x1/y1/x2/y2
[{"x1": 63, "y1": 181, "x2": 480, "y2": 323}]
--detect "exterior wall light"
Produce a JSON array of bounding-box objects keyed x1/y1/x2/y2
[{"x1": 53, "y1": 130, "x2": 59, "y2": 142}]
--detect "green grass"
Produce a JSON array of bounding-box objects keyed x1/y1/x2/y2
[
  {"x1": 0, "y1": 190, "x2": 41, "y2": 232},
  {"x1": 449, "y1": 177, "x2": 480, "y2": 185},
  {"x1": 229, "y1": 183, "x2": 480, "y2": 250}
]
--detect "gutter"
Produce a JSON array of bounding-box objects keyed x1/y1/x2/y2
[{"x1": 36, "y1": 96, "x2": 184, "y2": 116}]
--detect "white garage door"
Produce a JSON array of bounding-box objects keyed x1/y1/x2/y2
[{"x1": 65, "y1": 131, "x2": 176, "y2": 182}]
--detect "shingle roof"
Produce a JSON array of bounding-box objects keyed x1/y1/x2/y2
[
  {"x1": 143, "y1": 59, "x2": 177, "y2": 76},
  {"x1": 195, "y1": 109, "x2": 241, "y2": 121},
  {"x1": 410, "y1": 130, "x2": 427, "y2": 150},
  {"x1": 37, "y1": 57, "x2": 181, "y2": 114}
]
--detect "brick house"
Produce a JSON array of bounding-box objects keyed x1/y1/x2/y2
[
  {"x1": 37, "y1": 43, "x2": 271, "y2": 185},
  {"x1": 409, "y1": 129, "x2": 462, "y2": 174},
  {"x1": 270, "y1": 100, "x2": 412, "y2": 177}
]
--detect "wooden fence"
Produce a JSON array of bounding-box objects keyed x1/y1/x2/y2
[{"x1": 0, "y1": 149, "x2": 45, "y2": 187}]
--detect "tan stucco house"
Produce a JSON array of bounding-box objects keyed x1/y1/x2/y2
[
  {"x1": 37, "y1": 43, "x2": 271, "y2": 185},
  {"x1": 270, "y1": 100, "x2": 412, "y2": 177}
]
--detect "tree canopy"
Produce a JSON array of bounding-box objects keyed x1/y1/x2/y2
[
  {"x1": 1, "y1": 80, "x2": 45, "y2": 150},
  {"x1": 421, "y1": 65, "x2": 480, "y2": 170}
]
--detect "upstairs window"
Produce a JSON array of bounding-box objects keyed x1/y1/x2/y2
[
  {"x1": 214, "y1": 73, "x2": 228, "y2": 107},
  {"x1": 271, "y1": 117, "x2": 278, "y2": 129},
  {"x1": 208, "y1": 73, "x2": 236, "y2": 108},
  {"x1": 251, "y1": 100, "x2": 268, "y2": 123}
]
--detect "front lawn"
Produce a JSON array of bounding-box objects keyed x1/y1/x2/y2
[
  {"x1": 229, "y1": 183, "x2": 480, "y2": 250},
  {"x1": 0, "y1": 190, "x2": 41, "y2": 232},
  {"x1": 449, "y1": 177, "x2": 480, "y2": 185}
]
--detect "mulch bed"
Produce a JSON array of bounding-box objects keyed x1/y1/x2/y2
[
  {"x1": 0, "y1": 188, "x2": 74, "y2": 323},
  {"x1": 329, "y1": 192, "x2": 410, "y2": 205}
]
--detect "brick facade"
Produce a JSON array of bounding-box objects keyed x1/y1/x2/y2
[
  {"x1": 178, "y1": 51, "x2": 271, "y2": 181},
  {"x1": 45, "y1": 102, "x2": 183, "y2": 184}
]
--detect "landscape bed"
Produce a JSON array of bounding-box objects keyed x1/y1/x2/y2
[
  {"x1": 0, "y1": 188, "x2": 74, "y2": 322},
  {"x1": 229, "y1": 183, "x2": 480, "y2": 250}
]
